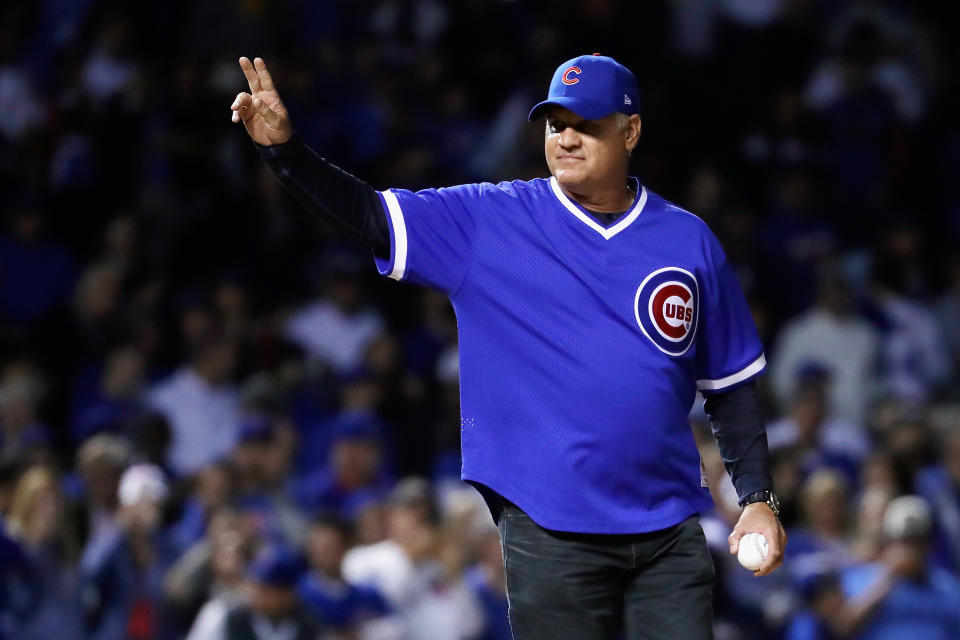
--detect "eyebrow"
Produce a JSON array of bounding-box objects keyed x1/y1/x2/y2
[
  {"x1": 546, "y1": 116, "x2": 590, "y2": 129},
  {"x1": 547, "y1": 114, "x2": 585, "y2": 124}
]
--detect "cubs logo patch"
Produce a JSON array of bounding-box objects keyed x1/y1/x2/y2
[
  {"x1": 634, "y1": 267, "x2": 699, "y2": 356},
  {"x1": 561, "y1": 66, "x2": 582, "y2": 85}
]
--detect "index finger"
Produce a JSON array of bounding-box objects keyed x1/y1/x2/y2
[
  {"x1": 253, "y1": 57, "x2": 276, "y2": 92},
  {"x1": 239, "y1": 56, "x2": 261, "y2": 93}
]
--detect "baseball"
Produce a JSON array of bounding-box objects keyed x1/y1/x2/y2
[{"x1": 737, "y1": 532, "x2": 768, "y2": 571}]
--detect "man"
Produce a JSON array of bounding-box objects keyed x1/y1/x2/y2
[
  {"x1": 915, "y1": 428, "x2": 960, "y2": 573},
  {"x1": 831, "y1": 495, "x2": 960, "y2": 639},
  {"x1": 765, "y1": 368, "x2": 867, "y2": 487},
  {"x1": 187, "y1": 545, "x2": 321, "y2": 640},
  {"x1": 297, "y1": 515, "x2": 393, "y2": 636},
  {"x1": 295, "y1": 412, "x2": 392, "y2": 518},
  {"x1": 0, "y1": 508, "x2": 40, "y2": 640},
  {"x1": 80, "y1": 463, "x2": 176, "y2": 640},
  {"x1": 770, "y1": 274, "x2": 879, "y2": 425},
  {"x1": 147, "y1": 329, "x2": 240, "y2": 476},
  {"x1": 340, "y1": 477, "x2": 485, "y2": 640},
  {"x1": 232, "y1": 53, "x2": 785, "y2": 639}
]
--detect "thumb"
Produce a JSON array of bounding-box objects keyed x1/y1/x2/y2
[{"x1": 728, "y1": 529, "x2": 742, "y2": 554}]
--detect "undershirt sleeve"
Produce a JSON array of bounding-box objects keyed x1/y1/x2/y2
[
  {"x1": 702, "y1": 380, "x2": 773, "y2": 504},
  {"x1": 256, "y1": 136, "x2": 390, "y2": 256}
]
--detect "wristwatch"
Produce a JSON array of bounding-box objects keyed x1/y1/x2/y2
[{"x1": 740, "y1": 489, "x2": 780, "y2": 517}]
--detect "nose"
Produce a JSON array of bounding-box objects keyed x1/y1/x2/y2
[{"x1": 558, "y1": 126, "x2": 580, "y2": 149}]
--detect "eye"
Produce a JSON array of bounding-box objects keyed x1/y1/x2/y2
[{"x1": 546, "y1": 121, "x2": 565, "y2": 134}]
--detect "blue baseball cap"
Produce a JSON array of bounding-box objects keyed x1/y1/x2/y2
[
  {"x1": 247, "y1": 546, "x2": 304, "y2": 588},
  {"x1": 528, "y1": 54, "x2": 639, "y2": 122},
  {"x1": 236, "y1": 415, "x2": 273, "y2": 444},
  {"x1": 330, "y1": 411, "x2": 384, "y2": 443}
]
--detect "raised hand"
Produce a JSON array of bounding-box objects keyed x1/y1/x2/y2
[{"x1": 231, "y1": 57, "x2": 292, "y2": 146}]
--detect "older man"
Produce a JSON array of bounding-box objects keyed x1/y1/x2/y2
[{"x1": 232, "y1": 53, "x2": 785, "y2": 639}]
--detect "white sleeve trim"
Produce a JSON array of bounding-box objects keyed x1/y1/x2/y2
[
  {"x1": 381, "y1": 190, "x2": 408, "y2": 281},
  {"x1": 697, "y1": 353, "x2": 766, "y2": 392}
]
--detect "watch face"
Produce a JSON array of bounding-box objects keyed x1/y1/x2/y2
[{"x1": 767, "y1": 492, "x2": 781, "y2": 514}]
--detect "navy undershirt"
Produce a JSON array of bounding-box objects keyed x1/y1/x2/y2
[
  {"x1": 587, "y1": 208, "x2": 628, "y2": 227},
  {"x1": 257, "y1": 135, "x2": 772, "y2": 506}
]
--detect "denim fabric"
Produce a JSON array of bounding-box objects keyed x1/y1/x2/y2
[{"x1": 498, "y1": 503, "x2": 714, "y2": 640}]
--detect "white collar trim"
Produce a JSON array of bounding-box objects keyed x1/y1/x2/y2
[{"x1": 549, "y1": 176, "x2": 648, "y2": 240}]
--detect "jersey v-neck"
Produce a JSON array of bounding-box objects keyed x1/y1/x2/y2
[
  {"x1": 588, "y1": 208, "x2": 627, "y2": 227},
  {"x1": 548, "y1": 176, "x2": 647, "y2": 240}
]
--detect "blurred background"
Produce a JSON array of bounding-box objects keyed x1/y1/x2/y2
[{"x1": 2, "y1": 0, "x2": 960, "y2": 639}]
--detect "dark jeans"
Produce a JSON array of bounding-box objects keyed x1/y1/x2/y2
[{"x1": 497, "y1": 503, "x2": 715, "y2": 640}]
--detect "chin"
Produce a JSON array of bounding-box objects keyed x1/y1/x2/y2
[{"x1": 552, "y1": 168, "x2": 586, "y2": 190}]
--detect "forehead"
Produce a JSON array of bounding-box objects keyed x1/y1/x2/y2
[{"x1": 544, "y1": 105, "x2": 612, "y2": 125}]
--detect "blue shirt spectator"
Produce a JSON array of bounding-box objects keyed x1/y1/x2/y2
[
  {"x1": 465, "y1": 565, "x2": 511, "y2": 640},
  {"x1": 298, "y1": 514, "x2": 392, "y2": 633},
  {"x1": 298, "y1": 571, "x2": 390, "y2": 628},
  {"x1": 838, "y1": 496, "x2": 960, "y2": 640},
  {"x1": 0, "y1": 523, "x2": 41, "y2": 640},
  {"x1": 840, "y1": 563, "x2": 960, "y2": 640},
  {"x1": 914, "y1": 431, "x2": 960, "y2": 574},
  {"x1": 79, "y1": 464, "x2": 177, "y2": 640},
  {"x1": 0, "y1": 209, "x2": 76, "y2": 325}
]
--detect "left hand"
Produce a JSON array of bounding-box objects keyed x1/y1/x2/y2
[
  {"x1": 231, "y1": 57, "x2": 292, "y2": 146},
  {"x1": 728, "y1": 502, "x2": 787, "y2": 577}
]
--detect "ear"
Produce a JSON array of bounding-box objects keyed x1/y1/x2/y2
[{"x1": 625, "y1": 115, "x2": 642, "y2": 153}]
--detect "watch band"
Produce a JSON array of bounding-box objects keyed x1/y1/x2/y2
[{"x1": 740, "y1": 489, "x2": 780, "y2": 517}]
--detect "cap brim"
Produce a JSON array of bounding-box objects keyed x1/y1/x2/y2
[{"x1": 528, "y1": 97, "x2": 617, "y2": 122}]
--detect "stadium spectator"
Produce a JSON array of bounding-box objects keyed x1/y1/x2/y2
[
  {"x1": 463, "y1": 524, "x2": 511, "y2": 640},
  {"x1": 72, "y1": 261, "x2": 126, "y2": 351},
  {"x1": 147, "y1": 330, "x2": 241, "y2": 476},
  {"x1": 788, "y1": 470, "x2": 855, "y2": 570},
  {"x1": 283, "y1": 251, "x2": 386, "y2": 375},
  {"x1": 186, "y1": 545, "x2": 320, "y2": 640},
  {"x1": 70, "y1": 345, "x2": 147, "y2": 443},
  {"x1": 934, "y1": 256, "x2": 960, "y2": 378},
  {"x1": 298, "y1": 514, "x2": 393, "y2": 635},
  {"x1": 766, "y1": 368, "x2": 868, "y2": 486},
  {"x1": 914, "y1": 428, "x2": 960, "y2": 573},
  {"x1": 0, "y1": 518, "x2": 39, "y2": 640},
  {"x1": 849, "y1": 485, "x2": 894, "y2": 563},
  {"x1": 837, "y1": 496, "x2": 960, "y2": 639},
  {"x1": 0, "y1": 206, "x2": 76, "y2": 326},
  {"x1": 230, "y1": 415, "x2": 310, "y2": 546},
  {"x1": 784, "y1": 564, "x2": 891, "y2": 640},
  {"x1": 343, "y1": 478, "x2": 484, "y2": 639},
  {"x1": 79, "y1": 463, "x2": 176, "y2": 640},
  {"x1": 169, "y1": 461, "x2": 234, "y2": 552},
  {"x1": 771, "y1": 274, "x2": 879, "y2": 425},
  {"x1": 74, "y1": 433, "x2": 130, "y2": 545},
  {"x1": 868, "y1": 240, "x2": 950, "y2": 404},
  {"x1": 296, "y1": 410, "x2": 393, "y2": 518},
  {"x1": 166, "y1": 508, "x2": 255, "y2": 636},
  {"x1": 0, "y1": 362, "x2": 51, "y2": 465},
  {"x1": 4, "y1": 466, "x2": 83, "y2": 640}
]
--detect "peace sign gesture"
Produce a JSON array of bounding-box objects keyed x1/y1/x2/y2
[{"x1": 231, "y1": 57, "x2": 292, "y2": 146}]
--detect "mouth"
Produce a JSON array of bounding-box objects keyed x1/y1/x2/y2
[{"x1": 556, "y1": 155, "x2": 583, "y2": 161}]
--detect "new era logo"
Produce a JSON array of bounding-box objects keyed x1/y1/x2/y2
[{"x1": 624, "y1": 94, "x2": 632, "y2": 105}]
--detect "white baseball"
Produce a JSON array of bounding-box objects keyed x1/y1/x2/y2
[{"x1": 737, "y1": 532, "x2": 768, "y2": 571}]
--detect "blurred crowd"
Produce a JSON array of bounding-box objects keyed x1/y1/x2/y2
[{"x1": 2, "y1": 1, "x2": 960, "y2": 639}]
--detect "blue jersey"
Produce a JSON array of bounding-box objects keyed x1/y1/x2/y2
[{"x1": 374, "y1": 176, "x2": 765, "y2": 534}]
